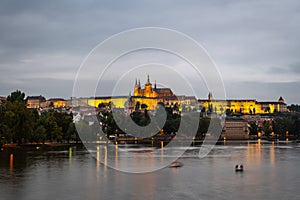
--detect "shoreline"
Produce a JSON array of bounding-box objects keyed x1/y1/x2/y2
[
  {"x1": 1, "y1": 142, "x2": 83, "y2": 151},
  {"x1": 1, "y1": 138, "x2": 298, "y2": 152}
]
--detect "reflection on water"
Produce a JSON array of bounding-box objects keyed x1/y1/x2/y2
[
  {"x1": 1, "y1": 141, "x2": 300, "y2": 200},
  {"x1": 9, "y1": 154, "x2": 13, "y2": 174}
]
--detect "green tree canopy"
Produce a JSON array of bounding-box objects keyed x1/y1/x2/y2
[{"x1": 7, "y1": 90, "x2": 25, "y2": 103}]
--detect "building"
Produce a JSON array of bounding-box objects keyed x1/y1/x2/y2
[
  {"x1": 87, "y1": 96, "x2": 128, "y2": 109},
  {"x1": 0, "y1": 96, "x2": 6, "y2": 105},
  {"x1": 22, "y1": 76, "x2": 288, "y2": 115},
  {"x1": 26, "y1": 96, "x2": 46, "y2": 109},
  {"x1": 221, "y1": 117, "x2": 249, "y2": 140},
  {"x1": 199, "y1": 93, "x2": 287, "y2": 115},
  {"x1": 46, "y1": 98, "x2": 67, "y2": 108},
  {"x1": 83, "y1": 75, "x2": 196, "y2": 111},
  {"x1": 134, "y1": 75, "x2": 174, "y2": 98}
]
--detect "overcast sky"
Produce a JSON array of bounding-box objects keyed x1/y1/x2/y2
[{"x1": 0, "y1": 0, "x2": 300, "y2": 104}]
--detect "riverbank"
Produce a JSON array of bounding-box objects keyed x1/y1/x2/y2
[{"x1": 1, "y1": 142, "x2": 82, "y2": 151}]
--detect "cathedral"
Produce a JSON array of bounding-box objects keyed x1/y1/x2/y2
[{"x1": 133, "y1": 75, "x2": 174, "y2": 98}]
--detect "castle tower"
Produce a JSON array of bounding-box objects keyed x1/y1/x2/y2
[
  {"x1": 278, "y1": 96, "x2": 285, "y2": 103},
  {"x1": 134, "y1": 79, "x2": 140, "y2": 96},
  {"x1": 208, "y1": 92, "x2": 213, "y2": 101},
  {"x1": 146, "y1": 74, "x2": 150, "y2": 85},
  {"x1": 144, "y1": 75, "x2": 153, "y2": 97}
]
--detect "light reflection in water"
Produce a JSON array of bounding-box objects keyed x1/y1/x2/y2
[
  {"x1": 69, "y1": 147, "x2": 72, "y2": 165},
  {"x1": 96, "y1": 146, "x2": 100, "y2": 171},
  {"x1": 270, "y1": 142, "x2": 275, "y2": 166},
  {"x1": 115, "y1": 144, "x2": 118, "y2": 169},
  {"x1": 9, "y1": 153, "x2": 13, "y2": 174},
  {"x1": 246, "y1": 140, "x2": 261, "y2": 165}
]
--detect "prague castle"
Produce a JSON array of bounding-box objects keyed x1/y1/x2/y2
[
  {"x1": 87, "y1": 75, "x2": 195, "y2": 111},
  {"x1": 198, "y1": 92, "x2": 287, "y2": 115},
  {"x1": 26, "y1": 75, "x2": 288, "y2": 115},
  {"x1": 134, "y1": 75, "x2": 174, "y2": 98}
]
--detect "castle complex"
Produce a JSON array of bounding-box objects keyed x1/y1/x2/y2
[
  {"x1": 26, "y1": 75, "x2": 288, "y2": 115},
  {"x1": 199, "y1": 93, "x2": 287, "y2": 115},
  {"x1": 134, "y1": 75, "x2": 174, "y2": 98}
]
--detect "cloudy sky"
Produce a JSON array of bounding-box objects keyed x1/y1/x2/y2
[{"x1": 0, "y1": 0, "x2": 300, "y2": 104}]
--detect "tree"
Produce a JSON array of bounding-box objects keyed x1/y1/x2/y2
[
  {"x1": 249, "y1": 122, "x2": 258, "y2": 135},
  {"x1": 98, "y1": 103, "x2": 106, "y2": 109},
  {"x1": 66, "y1": 122, "x2": 79, "y2": 143},
  {"x1": 35, "y1": 125, "x2": 47, "y2": 144},
  {"x1": 272, "y1": 117, "x2": 295, "y2": 138},
  {"x1": 135, "y1": 101, "x2": 141, "y2": 111},
  {"x1": 262, "y1": 120, "x2": 272, "y2": 137},
  {"x1": 294, "y1": 117, "x2": 300, "y2": 138},
  {"x1": 40, "y1": 113, "x2": 61, "y2": 142},
  {"x1": 226, "y1": 109, "x2": 232, "y2": 116},
  {"x1": 3, "y1": 101, "x2": 34, "y2": 144},
  {"x1": 196, "y1": 117, "x2": 210, "y2": 138},
  {"x1": 7, "y1": 90, "x2": 25, "y2": 103},
  {"x1": 141, "y1": 103, "x2": 148, "y2": 110}
]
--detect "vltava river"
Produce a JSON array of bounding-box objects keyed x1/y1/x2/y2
[{"x1": 1, "y1": 141, "x2": 300, "y2": 200}]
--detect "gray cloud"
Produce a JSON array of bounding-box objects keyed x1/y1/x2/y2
[{"x1": 0, "y1": 0, "x2": 300, "y2": 104}]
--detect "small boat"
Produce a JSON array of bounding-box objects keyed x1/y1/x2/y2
[
  {"x1": 169, "y1": 161, "x2": 184, "y2": 168},
  {"x1": 235, "y1": 164, "x2": 244, "y2": 172}
]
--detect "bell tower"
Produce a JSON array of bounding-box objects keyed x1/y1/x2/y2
[
  {"x1": 144, "y1": 75, "x2": 153, "y2": 97},
  {"x1": 208, "y1": 92, "x2": 213, "y2": 101},
  {"x1": 134, "y1": 79, "x2": 141, "y2": 96}
]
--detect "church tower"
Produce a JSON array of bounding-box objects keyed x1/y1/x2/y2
[
  {"x1": 134, "y1": 79, "x2": 141, "y2": 96},
  {"x1": 278, "y1": 96, "x2": 285, "y2": 103},
  {"x1": 208, "y1": 92, "x2": 213, "y2": 101},
  {"x1": 144, "y1": 75, "x2": 153, "y2": 97}
]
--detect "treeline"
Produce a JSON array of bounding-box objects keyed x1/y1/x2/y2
[
  {"x1": 0, "y1": 90, "x2": 79, "y2": 146},
  {"x1": 99, "y1": 103, "x2": 219, "y2": 139},
  {"x1": 288, "y1": 104, "x2": 300, "y2": 112},
  {"x1": 249, "y1": 115, "x2": 300, "y2": 138}
]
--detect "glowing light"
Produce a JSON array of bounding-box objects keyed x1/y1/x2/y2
[
  {"x1": 9, "y1": 154, "x2": 13, "y2": 172},
  {"x1": 258, "y1": 132, "x2": 262, "y2": 137}
]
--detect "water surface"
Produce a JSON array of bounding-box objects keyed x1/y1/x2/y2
[{"x1": 1, "y1": 141, "x2": 300, "y2": 200}]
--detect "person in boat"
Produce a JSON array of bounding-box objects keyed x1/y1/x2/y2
[{"x1": 235, "y1": 164, "x2": 244, "y2": 171}]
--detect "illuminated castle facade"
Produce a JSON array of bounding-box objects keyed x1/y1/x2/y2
[
  {"x1": 198, "y1": 93, "x2": 287, "y2": 115},
  {"x1": 31, "y1": 75, "x2": 288, "y2": 115},
  {"x1": 84, "y1": 75, "x2": 196, "y2": 111}
]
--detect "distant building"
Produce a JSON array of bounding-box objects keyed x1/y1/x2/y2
[
  {"x1": 0, "y1": 96, "x2": 6, "y2": 104},
  {"x1": 87, "y1": 96, "x2": 128, "y2": 109},
  {"x1": 26, "y1": 96, "x2": 46, "y2": 109},
  {"x1": 23, "y1": 76, "x2": 288, "y2": 115},
  {"x1": 82, "y1": 75, "x2": 196, "y2": 111},
  {"x1": 199, "y1": 93, "x2": 287, "y2": 115},
  {"x1": 134, "y1": 75, "x2": 174, "y2": 98},
  {"x1": 46, "y1": 98, "x2": 66, "y2": 108},
  {"x1": 69, "y1": 97, "x2": 89, "y2": 107},
  {"x1": 132, "y1": 75, "x2": 196, "y2": 111},
  {"x1": 221, "y1": 117, "x2": 249, "y2": 140}
]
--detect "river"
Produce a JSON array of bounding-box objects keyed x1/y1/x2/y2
[{"x1": 1, "y1": 141, "x2": 300, "y2": 200}]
